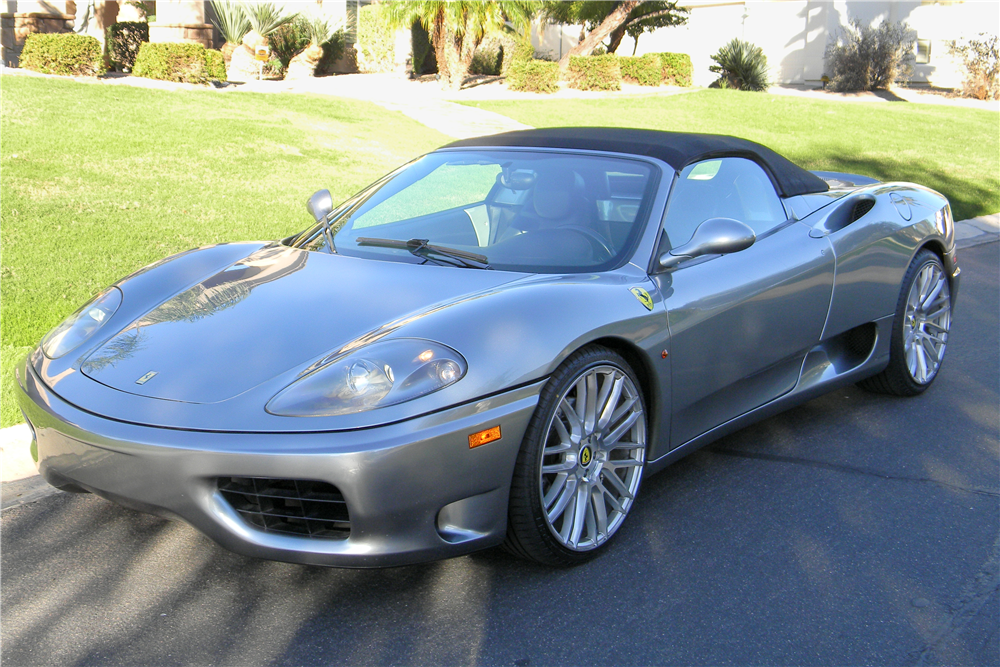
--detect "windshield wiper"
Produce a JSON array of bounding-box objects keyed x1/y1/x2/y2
[{"x1": 356, "y1": 237, "x2": 492, "y2": 270}]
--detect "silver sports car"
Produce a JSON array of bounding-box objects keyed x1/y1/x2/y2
[{"x1": 15, "y1": 128, "x2": 959, "y2": 567}]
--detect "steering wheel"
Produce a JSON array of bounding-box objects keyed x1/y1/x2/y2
[{"x1": 559, "y1": 225, "x2": 614, "y2": 261}]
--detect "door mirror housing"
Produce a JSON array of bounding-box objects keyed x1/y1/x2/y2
[
  {"x1": 658, "y1": 217, "x2": 756, "y2": 270},
  {"x1": 307, "y1": 189, "x2": 333, "y2": 223}
]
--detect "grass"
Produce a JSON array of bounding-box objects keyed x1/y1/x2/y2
[
  {"x1": 0, "y1": 75, "x2": 449, "y2": 427},
  {"x1": 462, "y1": 89, "x2": 1000, "y2": 222}
]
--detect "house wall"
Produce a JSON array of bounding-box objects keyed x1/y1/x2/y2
[{"x1": 530, "y1": 0, "x2": 999, "y2": 89}]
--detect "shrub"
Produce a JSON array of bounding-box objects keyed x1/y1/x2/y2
[
  {"x1": 269, "y1": 15, "x2": 311, "y2": 69},
  {"x1": 19, "y1": 33, "x2": 106, "y2": 77},
  {"x1": 508, "y1": 40, "x2": 535, "y2": 67},
  {"x1": 618, "y1": 53, "x2": 661, "y2": 86},
  {"x1": 356, "y1": 3, "x2": 394, "y2": 73},
  {"x1": 133, "y1": 42, "x2": 226, "y2": 84},
  {"x1": 506, "y1": 59, "x2": 559, "y2": 94},
  {"x1": 317, "y1": 30, "x2": 346, "y2": 75},
  {"x1": 709, "y1": 38, "x2": 769, "y2": 91},
  {"x1": 411, "y1": 21, "x2": 436, "y2": 75},
  {"x1": 655, "y1": 52, "x2": 692, "y2": 86},
  {"x1": 568, "y1": 54, "x2": 622, "y2": 91},
  {"x1": 107, "y1": 21, "x2": 148, "y2": 71},
  {"x1": 204, "y1": 48, "x2": 227, "y2": 80},
  {"x1": 470, "y1": 31, "x2": 523, "y2": 76},
  {"x1": 949, "y1": 33, "x2": 999, "y2": 101},
  {"x1": 825, "y1": 19, "x2": 915, "y2": 92}
]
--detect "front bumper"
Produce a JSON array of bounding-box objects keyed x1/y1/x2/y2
[{"x1": 16, "y1": 358, "x2": 541, "y2": 568}]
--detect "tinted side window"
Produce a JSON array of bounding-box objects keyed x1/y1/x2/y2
[{"x1": 663, "y1": 157, "x2": 786, "y2": 246}]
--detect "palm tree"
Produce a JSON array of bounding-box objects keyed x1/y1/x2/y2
[
  {"x1": 287, "y1": 12, "x2": 344, "y2": 79},
  {"x1": 385, "y1": 1, "x2": 537, "y2": 91},
  {"x1": 210, "y1": 0, "x2": 250, "y2": 65}
]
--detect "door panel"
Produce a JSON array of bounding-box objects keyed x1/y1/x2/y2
[{"x1": 652, "y1": 224, "x2": 834, "y2": 447}]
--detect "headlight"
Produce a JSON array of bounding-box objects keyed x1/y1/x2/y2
[
  {"x1": 41, "y1": 287, "x2": 123, "y2": 359},
  {"x1": 266, "y1": 339, "x2": 467, "y2": 417}
]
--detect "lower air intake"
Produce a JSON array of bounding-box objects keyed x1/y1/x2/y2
[{"x1": 218, "y1": 476, "x2": 350, "y2": 539}]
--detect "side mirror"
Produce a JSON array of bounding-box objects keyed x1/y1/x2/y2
[
  {"x1": 307, "y1": 189, "x2": 333, "y2": 223},
  {"x1": 658, "y1": 217, "x2": 756, "y2": 270}
]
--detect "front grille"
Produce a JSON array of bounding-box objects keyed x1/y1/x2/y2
[{"x1": 217, "y1": 476, "x2": 350, "y2": 539}]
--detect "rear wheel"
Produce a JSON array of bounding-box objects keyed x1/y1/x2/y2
[
  {"x1": 860, "y1": 249, "x2": 952, "y2": 395},
  {"x1": 504, "y1": 346, "x2": 646, "y2": 566}
]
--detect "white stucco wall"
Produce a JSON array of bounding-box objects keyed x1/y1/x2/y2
[{"x1": 531, "y1": 0, "x2": 999, "y2": 88}]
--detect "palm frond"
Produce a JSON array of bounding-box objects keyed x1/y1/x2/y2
[
  {"x1": 244, "y1": 2, "x2": 296, "y2": 38},
  {"x1": 211, "y1": 0, "x2": 250, "y2": 45}
]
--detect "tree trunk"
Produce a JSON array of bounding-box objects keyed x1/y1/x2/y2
[
  {"x1": 559, "y1": 1, "x2": 639, "y2": 69},
  {"x1": 431, "y1": 9, "x2": 451, "y2": 89},
  {"x1": 607, "y1": 25, "x2": 627, "y2": 54}
]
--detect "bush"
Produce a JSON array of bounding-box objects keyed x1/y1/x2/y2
[
  {"x1": 317, "y1": 31, "x2": 346, "y2": 75},
  {"x1": 269, "y1": 15, "x2": 310, "y2": 69},
  {"x1": 825, "y1": 19, "x2": 914, "y2": 92},
  {"x1": 133, "y1": 42, "x2": 226, "y2": 84},
  {"x1": 949, "y1": 33, "x2": 999, "y2": 101},
  {"x1": 107, "y1": 21, "x2": 148, "y2": 71},
  {"x1": 204, "y1": 48, "x2": 227, "y2": 80},
  {"x1": 411, "y1": 21, "x2": 436, "y2": 75},
  {"x1": 709, "y1": 38, "x2": 769, "y2": 91},
  {"x1": 356, "y1": 3, "x2": 394, "y2": 73},
  {"x1": 655, "y1": 52, "x2": 692, "y2": 86},
  {"x1": 618, "y1": 53, "x2": 661, "y2": 86},
  {"x1": 470, "y1": 31, "x2": 524, "y2": 76},
  {"x1": 508, "y1": 40, "x2": 536, "y2": 67},
  {"x1": 19, "y1": 33, "x2": 106, "y2": 77},
  {"x1": 568, "y1": 54, "x2": 622, "y2": 91},
  {"x1": 506, "y1": 59, "x2": 559, "y2": 94}
]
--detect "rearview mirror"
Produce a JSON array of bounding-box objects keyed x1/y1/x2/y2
[
  {"x1": 307, "y1": 189, "x2": 333, "y2": 223},
  {"x1": 659, "y1": 217, "x2": 756, "y2": 270}
]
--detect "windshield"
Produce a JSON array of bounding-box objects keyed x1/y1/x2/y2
[{"x1": 292, "y1": 150, "x2": 658, "y2": 273}]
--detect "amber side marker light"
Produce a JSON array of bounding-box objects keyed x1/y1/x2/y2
[{"x1": 469, "y1": 426, "x2": 501, "y2": 448}]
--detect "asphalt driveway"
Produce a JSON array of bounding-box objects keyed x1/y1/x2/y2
[{"x1": 2, "y1": 242, "x2": 997, "y2": 667}]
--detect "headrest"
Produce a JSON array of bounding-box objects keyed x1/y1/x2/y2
[{"x1": 532, "y1": 168, "x2": 578, "y2": 219}]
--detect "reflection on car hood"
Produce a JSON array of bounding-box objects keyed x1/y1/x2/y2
[{"x1": 81, "y1": 245, "x2": 521, "y2": 403}]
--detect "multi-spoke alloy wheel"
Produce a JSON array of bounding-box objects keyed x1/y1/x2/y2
[
  {"x1": 505, "y1": 346, "x2": 646, "y2": 565},
  {"x1": 902, "y1": 261, "x2": 951, "y2": 385},
  {"x1": 860, "y1": 249, "x2": 953, "y2": 396}
]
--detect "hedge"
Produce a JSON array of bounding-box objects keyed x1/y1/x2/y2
[
  {"x1": 133, "y1": 42, "x2": 227, "y2": 84},
  {"x1": 19, "y1": 33, "x2": 106, "y2": 77},
  {"x1": 506, "y1": 59, "x2": 559, "y2": 93},
  {"x1": 107, "y1": 21, "x2": 149, "y2": 71},
  {"x1": 618, "y1": 53, "x2": 661, "y2": 86},
  {"x1": 654, "y1": 52, "x2": 693, "y2": 86},
  {"x1": 470, "y1": 31, "x2": 527, "y2": 76},
  {"x1": 357, "y1": 3, "x2": 394, "y2": 73},
  {"x1": 568, "y1": 54, "x2": 622, "y2": 91}
]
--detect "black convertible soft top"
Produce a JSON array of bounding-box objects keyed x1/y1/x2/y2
[{"x1": 445, "y1": 128, "x2": 829, "y2": 198}]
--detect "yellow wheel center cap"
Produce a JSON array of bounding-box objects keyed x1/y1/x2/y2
[{"x1": 580, "y1": 445, "x2": 593, "y2": 467}]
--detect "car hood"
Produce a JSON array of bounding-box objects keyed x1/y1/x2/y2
[{"x1": 81, "y1": 245, "x2": 522, "y2": 404}]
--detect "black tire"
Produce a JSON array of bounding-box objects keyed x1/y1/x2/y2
[
  {"x1": 859, "y1": 249, "x2": 952, "y2": 396},
  {"x1": 504, "y1": 345, "x2": 647, "y2": 566}
]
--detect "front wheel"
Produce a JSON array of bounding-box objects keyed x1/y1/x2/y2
[
  {"x1": 860, "y1": 249, "x2": 952, "y2": 395},
  {"x1": 504, "y1": 346, "x2": 647, "y2": 566}
]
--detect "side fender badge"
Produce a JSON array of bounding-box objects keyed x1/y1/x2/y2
[{"x1": 630, "y1": 287, "x2": 654, "y2": 311}]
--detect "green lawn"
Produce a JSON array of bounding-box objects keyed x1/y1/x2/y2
[
  {"x1": 0, "y1": 75, "x2": 449, "y2": 427},
  {"x1": 463, "y1": 89, "x2": 1000, "y2": 222}
]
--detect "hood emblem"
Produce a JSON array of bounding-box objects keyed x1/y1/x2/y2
[
  {"x1": 135, "y1": 371, "x2": 158, "y2": 385},
  {"x1": 630, "y1": 287, "x2": 654, "y2": 311}
]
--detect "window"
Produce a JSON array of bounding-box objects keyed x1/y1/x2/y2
[
  {"x1": 916, "y1": 39, "x2": 931, "y2": 64},
  {"x1": 301, "y1": 151, "x2": 657, "y2": 273},
  {"x1": 662, "y1": 157, "x2": 786, "y2": 247}
]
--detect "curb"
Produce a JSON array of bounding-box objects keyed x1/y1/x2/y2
[{"x1": 2, "y1": 215, "x2": 997, "y2": 506}]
